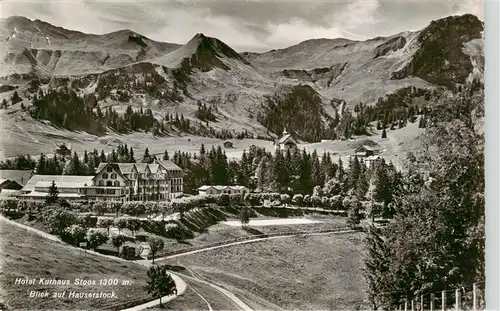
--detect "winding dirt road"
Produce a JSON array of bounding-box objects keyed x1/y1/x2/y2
[
  {"x1": 2, "y1": 215, "x2": 359, "y2": 311},
  {"x1": 0, "y1": 216, "x2": 187, "y2": 311}
]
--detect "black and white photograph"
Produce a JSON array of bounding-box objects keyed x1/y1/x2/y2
[{"x1": 0, "y1": 0, "x2": 491, "y2": 310}]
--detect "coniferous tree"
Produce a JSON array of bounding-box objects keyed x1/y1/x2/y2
[
  {"x1": 11, "y1": 91, "x2": 22, "y2": 104},
  {"x1": 348, "y1": 157, "x2": 361, "y2": 189},
  {"x1": 355, "y1": 169, "x2": 369, "y2": 200},
  {"x1": 365, "y1": 92, "x2": 485, "y2": 309},
  {"x1": 365, "y1": 224, "x2": 391, "y2": 310},
  {"x1": 100, "y1": 150, "x2": 106, "y2": 163},
  {"x1": 83, "y1": 150, "x2": 89, "y2": 164},
  {"x1": 129, "y1": 147, "x2": 135, "y2": 163},
  {"x1": 142, "y1": 147, "x2": 154, "y2": 164},
  {"x1": 46, "y1": 180, "x2": 59, "y2": 204}
]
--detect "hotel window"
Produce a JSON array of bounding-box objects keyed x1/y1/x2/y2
[
  {"x1": 107, "y1": 167, "x2": 112, "y2": 172},
  {"x1": 99, "y1": 180, "x2": 104, "y2": 186},
  {"x1": 111, "y1": 173, "x2": 117, "y2": 179},
  {"x1": 102, "y1": 173, "x2": 108, "y2": 179},
  {"x1": 106, "y1": 181, "x2": 112, "y2": 187},
  {"x1": 114, "y1": 181, "x2": 120, "y2": 187}
]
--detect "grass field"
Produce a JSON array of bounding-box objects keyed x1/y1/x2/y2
[
  {"x1": 158, "y1": 214, "x2": 347, "y2": 254},
  {"x1": 0, "y1": 217, "x2": 151, "y2": 310},
  {"x1": 167, "y1": 231, "x2": 368, "y2": 311}
]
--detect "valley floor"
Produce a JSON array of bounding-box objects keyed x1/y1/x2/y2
[
  {"x1": 0, "y1": 108, "x2": 425, "y2": 170},
  {"x1": 163, "y1": 231, "x2": 368, "y2": 311}
]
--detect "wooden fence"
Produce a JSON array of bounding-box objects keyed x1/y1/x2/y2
[{"x1": 395, "y1": 282, "x2": 485, "y2": 311}]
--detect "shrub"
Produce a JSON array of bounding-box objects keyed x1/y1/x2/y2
[
  {"x1": 217, "y1": 194, "x2": 230, "y2": 207},
  {"x1": 280, "y1": 194, "x2": 291, "y2": 204},
  {"x1": 46, "y1": 209, "x2": 78, "y2": 237},
  {"x1": 270, "y1": 193, "x2": 280, "y2": 201},
  {"x1": 328, "y1": 195, "x2": 343, "y2": 210},
  {"x1": 79, "y1": 214, "x2": 97, "y2": 228},
  {"x1": 1, "y1": 199, "x2": 18, "y2": 210},
  {"x1": 247, "y1": 193, "x2": 261, "y2": 206},
  {"x1": 64, "y1": 224, "x2": 87, "y2": 246},
  {"x1": 313, "y1": 185, "x2": 323, "y2": 197},
  {"x1": 145, "y1": 202, "x2": 160, "y2": 215},
  {"x1": 303, "y1": 194, "x2": 311, "y2": 206},
  {"x1": 58, "y1": 199, "x2": 70, "y2": 208},
  {"x1": 292, "y1": 194, "x2": 303, "y2": 205},
  {"x1": 96, "y1": 218, "x2": 114, "y2": 236},
  {"x1": 205, "y1": 195, "x2": 218, "y2": 204},
  {"x1": 158, "y1": 202, "x2": 173, "y2": 217},
  {"x1": 126, "y1": 217, "x2": 142, "y2": 236},
  {"x1": 239, "y1": 207, "x2": 251, "y2": 225},
  {"x1": 310, "y1": 195, "x2": 321, "y2": 207},
  {"x1": 86, "y1": 229, "x2": 108, "y2": 250},
  {"x1": 69, "y1": 202, "x2": 85, "y2": 211},
  {"x1": 111, "y1": 234, "x2": 127, "y2": 252},
  {"x1": 114, "y1": 217, "x2": 129, "y2": 234},
  {"x1": 147, "y1": 236, "x2": 165, "y2": 263},
  {"x1": 92, "y1": 202, "x2": 107, "y2": 216}
]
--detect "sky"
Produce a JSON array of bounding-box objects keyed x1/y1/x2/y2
[{"x1": 1, "y1": 0, "x2": 484, "y2": 52}]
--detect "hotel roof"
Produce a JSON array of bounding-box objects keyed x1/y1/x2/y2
[{"x1": 22, "y1": 175, "x2": 94, "y2": 192}]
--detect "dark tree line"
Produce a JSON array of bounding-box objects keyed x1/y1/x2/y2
[
  {"x1": 94, "y1": 69, "x2": 183, "y2": 103},
  {"x1": 169, "y1": 143, "x2": 401, "y2": 204},
  {"x1": 364, "y1": 90, "x2": 485, "y2": 309},
  {"x1": 195, "y1": 101, "x2": 217, "y2": 122},
  {"x1": 257, "y1": 85, "x2": 333, "y2": 142},
  {"x1": 0, "y1": 144, "x2": 136, "y2": 175},
  {"x1": 28, "y1": 87, "x2": 255, "y2": 139},
  {"x1": 257, "y1": 84, "x2": 438, "y2": 143},
  {"x1": 339, "y1": 86, "x2": 437, "y2": 140}
]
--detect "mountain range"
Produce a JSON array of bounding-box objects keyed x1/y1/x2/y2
[{"x1": 0, "y1": 14, "x2": 484, "y2": 158}]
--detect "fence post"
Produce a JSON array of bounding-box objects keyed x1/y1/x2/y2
[
  {"x1": 442, "y1": 291, "x2": 446, "y2": 311},
  {"x1": 473, "y1": 283, "x2": 477, "y2": 311},
  {"x1": 421, "y1": 294, "x2": 424, "y2": 311},
  {"x1": 405, "y1": 300, "x2": 408, "y2": 311},
  {"x1": 411, "y1": 300, "x2": 415, "y2": 311},
  {"x1": 430, "y1": 293, "x2": 435, "y2": 311},
  {"x1": 455, "y1": 288, "x2": 461, "y2": 311}
]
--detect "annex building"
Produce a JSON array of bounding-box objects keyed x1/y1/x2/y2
[
  {"x1": 197, "y1": 185, "x2": 250, "y2": 196},
  {"x1": 18, "y1": 159, "x2": 183, "y2": 202}
]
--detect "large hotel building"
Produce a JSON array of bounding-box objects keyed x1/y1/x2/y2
[{"x1": 18, "y1": 159, "x2": 184, "y2": 202}]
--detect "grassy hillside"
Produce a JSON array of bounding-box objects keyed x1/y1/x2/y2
[
  {"x1": 0, "y1": 217, "x2": 150, "y2": 310},
  {"x1": 168, "y1": 231, "x2": 367, "y2": 310}
]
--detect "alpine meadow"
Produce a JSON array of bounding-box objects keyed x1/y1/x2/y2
[{"x1": 0, "y1": 3, "x2": 486, "y2": 310}]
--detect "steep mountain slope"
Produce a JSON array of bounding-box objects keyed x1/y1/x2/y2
[
  {"x1": 0, "y1": 16, "x2": 182, "y2": 77},
  {"x1": 245, "y1": 14, "x2": 483, "y2": 106},
  {"x1": 0, "y1": 14, "x2": 484, "y2": 158},
  {"x1": 391, "y1": 14, "x2": 483, "y2": 88}
]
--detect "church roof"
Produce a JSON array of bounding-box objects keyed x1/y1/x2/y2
[{"x1": 278, "y1": 133, "x2": 295, "y2": 145}]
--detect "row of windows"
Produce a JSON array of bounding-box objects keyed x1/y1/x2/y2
[
  {"x1": 98, "y1": 180, "x2": 120, "y2": 187},
  {"x1": 101, "y1": 173, "x2": 118, "y2": 180},
  {"x1": 35, "y1": 187, "x2": 79, "y2": 193},
  {"x1": 171, "y1": 185, "x2": 182, "y2": 193}
]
